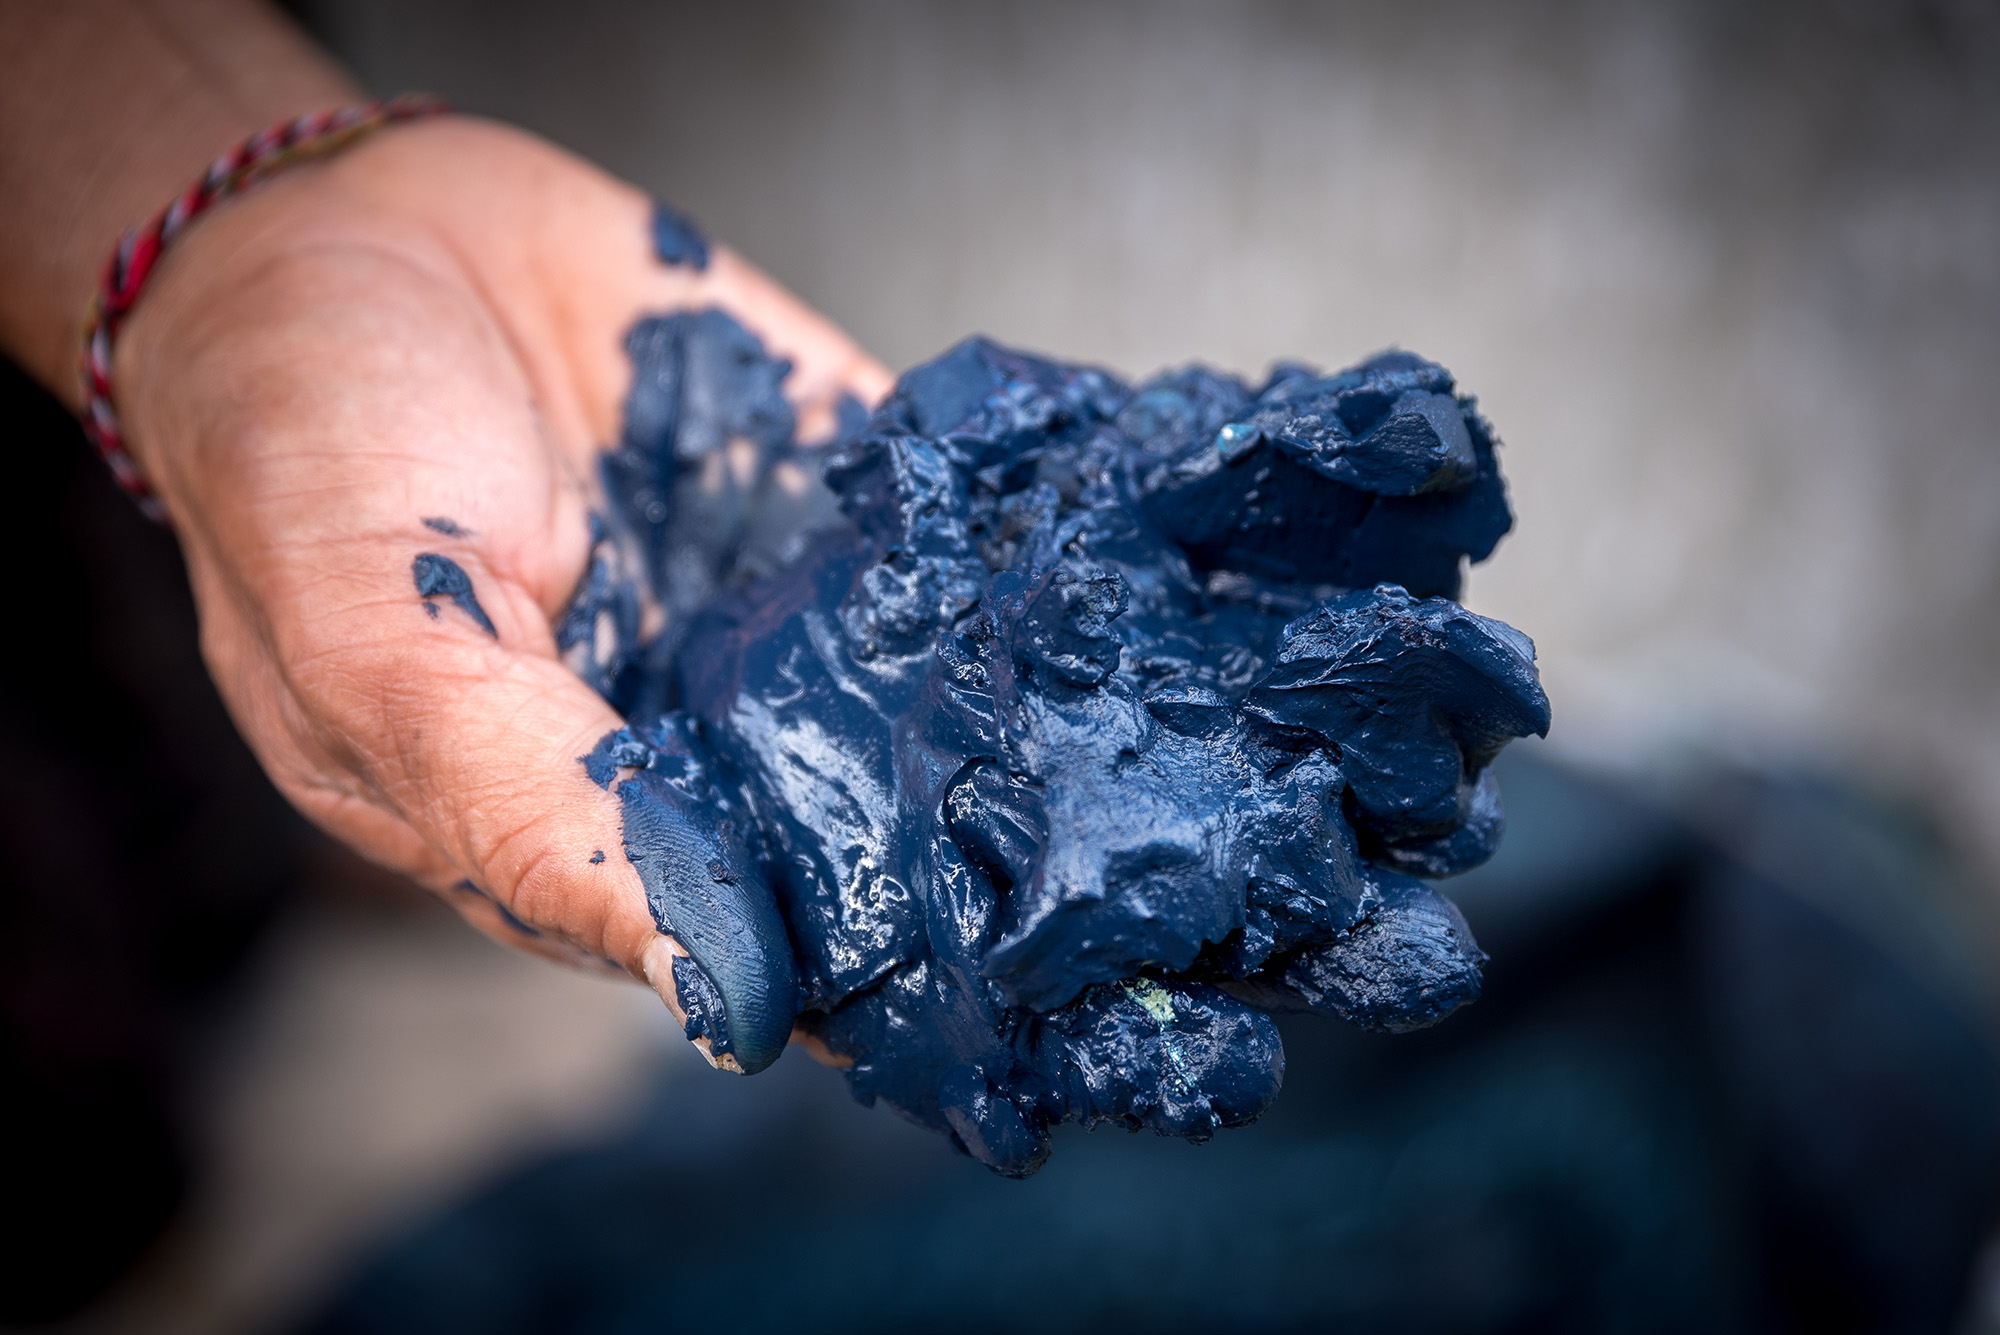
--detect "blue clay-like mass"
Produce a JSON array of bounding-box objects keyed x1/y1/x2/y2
[{"x1": 569, "y1": 317, "x2": 1547, "y2": 1174}]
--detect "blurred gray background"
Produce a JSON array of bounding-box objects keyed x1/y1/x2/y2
[{"x1": 43, "y1": 3, "x2": 2000, "y2": 1331}]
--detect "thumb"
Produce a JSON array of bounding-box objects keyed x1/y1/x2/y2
[
  {"x1": 261, "y1": 540, "x2": 801, "y2": 1073},
  {"x1": 412, "y1": 645, "x2": 800, "y2": 1073},
  {"x1": 583, "y1": 714, "x2": 800, "y2": 1074}
]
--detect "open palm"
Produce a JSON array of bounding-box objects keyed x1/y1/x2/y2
[{"x1": 113, "y1": 115, "x2": 890, "y2": 1046}]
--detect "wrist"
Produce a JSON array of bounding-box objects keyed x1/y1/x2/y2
[
  {"x1": 116, "y1": 118, "x2": 710, "y2": 505},
  {"x1": 109, "y1": 123, "x2": 459, "y2": 506},
  {"x1": 0, "y1": 0, "x2": 361, "y2": 398},
  {"x1": 93, "y1": 100, "x2": 458, "y2": 509}
]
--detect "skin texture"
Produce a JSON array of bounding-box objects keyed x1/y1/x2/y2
[
  {"x1": 0, "y1": 0, "x2": 891, "y2": 1036},
  {"x1": 117, "y1": 117, "x2": 892, "y2": 1009}
]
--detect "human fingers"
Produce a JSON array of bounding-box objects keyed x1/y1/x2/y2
[
  {"x1": 114, "y1": 214, "x2": 803, "y2": 1067},
  {"x1": 203, "y1": 512, "x2": 800, "y2": 1071}
]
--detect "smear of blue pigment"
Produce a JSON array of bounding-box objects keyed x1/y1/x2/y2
[{"x1": 412, "y1": 553, "x2": 496, "y2": 637}]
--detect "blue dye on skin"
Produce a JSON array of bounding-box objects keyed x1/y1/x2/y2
[
  {"x1": 450, "y1": 879, "x2": 541, "y2": 939},
  {"x1": 566, "y1": 319, "x2": 1547, "y2": 1174},
  {"x1": 589, "y1": 849, "x2": 606, "y2": 865},
  {"x1": 582, "y1": 715, "x2": 799, "y2": 1074},
  {"x1": 650, "y1": 201, "x2": 711, "y2": 271},
  {"x1": 412, "y1": 553, "x2": 496, "y2": 637},
  {"x1": 420, "y1": 516, "x2": 469, "y2": 537}
]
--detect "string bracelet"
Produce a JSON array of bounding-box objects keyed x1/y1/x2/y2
[{"x1": 78, "y1": 93, "x2": 451, "y2": 517}]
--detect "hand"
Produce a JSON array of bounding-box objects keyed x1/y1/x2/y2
[{"x1": 111, "y1": 115, "x2": 891, "y2": 1062}]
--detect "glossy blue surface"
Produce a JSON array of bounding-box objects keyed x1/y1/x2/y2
[{"x1": 571, "y1": 320, "x2": 1546, "y2": 1172}]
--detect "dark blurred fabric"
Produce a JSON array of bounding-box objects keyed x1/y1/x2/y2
[
  {"x1": 0, "y1": 357, "x2": 305, "y2": 1325},
  {"x1": 296, "y1": 749, "x2": 2000, "y2": 1335}
]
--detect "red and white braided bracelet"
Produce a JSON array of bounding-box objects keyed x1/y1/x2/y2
[{"x1": 78, "y1": 93, "x2": 450, "y2": 518}]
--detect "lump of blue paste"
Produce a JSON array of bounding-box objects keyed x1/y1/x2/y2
[{"x1": 567, "y1": 318, "x2": 1548, "y2": 1175}]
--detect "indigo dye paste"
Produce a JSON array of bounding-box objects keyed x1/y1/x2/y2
[
  {"x1": 649, "y1": 202, "x2": 710, "y2": 272},
  {"x1": 567, "y1": 316, "x2": 1548, "y2": 1175},
  {"x1": 413, "y1": 553, "x2": 496, "y2": 637}
]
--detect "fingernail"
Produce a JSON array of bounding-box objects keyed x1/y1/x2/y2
[
  {"x1": 641, "y1": 935, "x2": 741, "y2": 1072},
  {"x1": 642, "y1": 934, "x2": 752, "y2": 1074}
]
